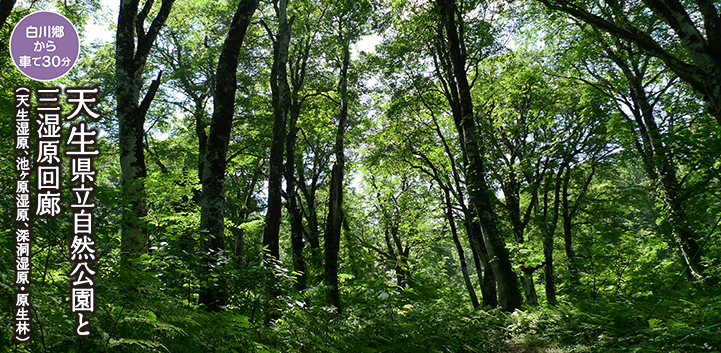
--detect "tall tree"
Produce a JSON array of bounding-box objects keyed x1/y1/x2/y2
[
  {"x1": 476, "y1": 55, "x2": 554, "y2": 306},
  {"x1": 372, "y1": 2, "x2": 501, "y2": 307},
  {"x1": 261, "y1": 0, "x2": 293, "y2": 287},
  {"x1": 403, "y1": 130, "x2": 483, "y2": 307},
  {"x1": 198, "y1": 0, "x2": 259, "y2": 311},
  {"x1": 322, "y1": 0, "x2": 374, "y2": 312},
  {"x1": 284, "y1": 7, "x2": 321, "y2": 290},
  {"x1": 324, "y1": 33, "x2": 349, "y2": 312},
  {"x1": 436, "y1": 0, "x2": 522, "y2": 311},
  {"x1": 151, "y1": 10, "x2": 215, "y2": 255},
  {"x1": 541, "y1": 16, "x2": 719, "y2": 285},
  {"x1": 115, "y1": 0, "x2": 175, "y2": 276},
  {"x1": 597, "y1": 37, "x2": 715, "y2": 285},
  {"x1": 425, "y1": 7, "x2": 501, "y2": 308}
]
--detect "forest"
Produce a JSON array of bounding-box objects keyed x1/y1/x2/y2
[{"x1": 1, "y1": 0, "x2": 720, "y2": 351}]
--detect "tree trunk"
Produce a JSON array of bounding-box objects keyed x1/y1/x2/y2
[
  {"x1": 0, "y1": 0, "x2": 15, "y2": 33},
  {"x1": 541, "y1": 232, "x2": 555, "y2": 306},
  {"x1": 325, "y1": 163, "x2": 343, "y2": 312},
  {"x1": 262, "y1": 0, "x2": 292, "y2": 272},
  {"x1": 437, "y1": 0, "x2": 522, "y2": 312},
  {"x1": 606, "y1": 46, "x2": 716, "y2": 285},
  {"x1": 562, "y1": 190, "x2": 578, "y2": 286},
  {"x1": 562, "y1": 160, "x2": 596, "y2": 287},
  {"x1": 297, "y1": 157, "x2": 322, "y2": 283},
  {"x1": 503, "y1": 172, "x2": 539, "y2": 306},
  {"x1": 630, "y1": 76, "x2": 713, "y2": 284},
  {"x1": 444, "y1": 189, "x2": 479, "y2": 309},
  {"x1": 116, "y1": 0, "x2": 175, "y2": 285},
  {"x1": 463, "y1": 219, "x2": 498, "y2": 308},
  {"x1": 198, "y1": 0, "x2": 258, "y2": 312},
  {"x1": 286, "y1": 14, "x2": 314, "y2": 291},
  {"x1": 287, "y1": 82, "x2": 306, "y2": 291},
  {"x1": 298, "y1": 169, "x2": 321, "y2": 250},
  {"x1": 429, "y1": 107, "x2": 497, "y2": 308},
  {"x1": 324, "y1": 32, "x2": 350, "y2": 313},
  {"x1": 178, "y1": 97, "x2": 208, "y2": 257},
  {"x1": 538, "y1": 165, "x2": 564, "y2": 306},
  {"x1": 386, "y1": 224, "x2": 411, "y2": 288}
]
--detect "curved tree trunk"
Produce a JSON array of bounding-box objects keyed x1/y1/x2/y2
[
  {"x1": 538, "y1": 0, "x2": 721, "y2": 124},
  {"x1": 604, "y1": 44, "x2": 716, "y2": 286}
]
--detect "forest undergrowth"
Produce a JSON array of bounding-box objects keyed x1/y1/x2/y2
[{"x1": 2, "y1": 251, "x2": 719, "y2": 353}]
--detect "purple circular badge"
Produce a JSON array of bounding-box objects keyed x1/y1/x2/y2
[{"x1": 9, "y1": 11, "x2": 80, "y2": 81}]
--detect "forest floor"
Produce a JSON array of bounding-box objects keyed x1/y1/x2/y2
[{"x1": 504, "y1": 340, "x2": 567, "y2": 353}]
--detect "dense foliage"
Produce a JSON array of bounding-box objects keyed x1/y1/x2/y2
[{"x1": 1, "y1": 0, "x2": 720, "y2": 352}]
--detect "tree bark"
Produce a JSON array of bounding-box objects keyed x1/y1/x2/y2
[
  {"x1": 287, "y1": 173, "x2": 307, "y2": 291},
  {"x1": 0, "y1": 0, "x2": 15, "y2": 33},
  {"x1": 561, "y1": 160, "x2": 596, "y2": 286},
  {"x1": 388, "y1": 220, "x2": 411, "y2": 288},
  {"x1": 286, "y1": 10, "x2": 313, "y2": 291},
  {"x1": 627, "y1": 71, "x2": 712, "y2": 284},
  {"x1": 598, "y1": 41, "x2": 716, "y2": 285},
  {"x1": 437, "y1": 0, "x2": 522, "y2": 312},
  {"x1": 503, "y1": 169, "x2": 539, "y2": 306},
  {"x1": 429, "y1": 109, "x2": 498, "y2": 308},
  {"x1": 298, "y1": 167, "x2": 321, "y2": 249},
  {"x1": 297, "y1": 149, "x2": 324, "y2": 283},
  {"x1": 560, "y1": 172, "x2": 575, "y2": 291},
  {"x1": 286, "y1": 62, "x2": 307, "y2": 292},
  {"x1": 444, "y1": 189, "x2": 479, "y2": 309},
  {"x1": 262, "y1": 0, "x2": 292, "y2": 280},
  {"x1": 198, "y1": 0, "x2": 258, "y2": 312},
  {"x1": 324, "y1": 31, "x2": 350, "y2": 313},
  {"x1": 467, "y1": 220, "x2": 498, "y2": 308},
  {"x1": 537, "y1": 162, "x2": 565, "y2": 306},
  {"x1": 116, "y1": 0, "x2": 175, "y2": 281},
  {"x1": 325, "y1": 163, "x2": 343, "y2": 312},
  {"x1": 178, "y1": 97, "x2": 207, "y2": 256}
]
